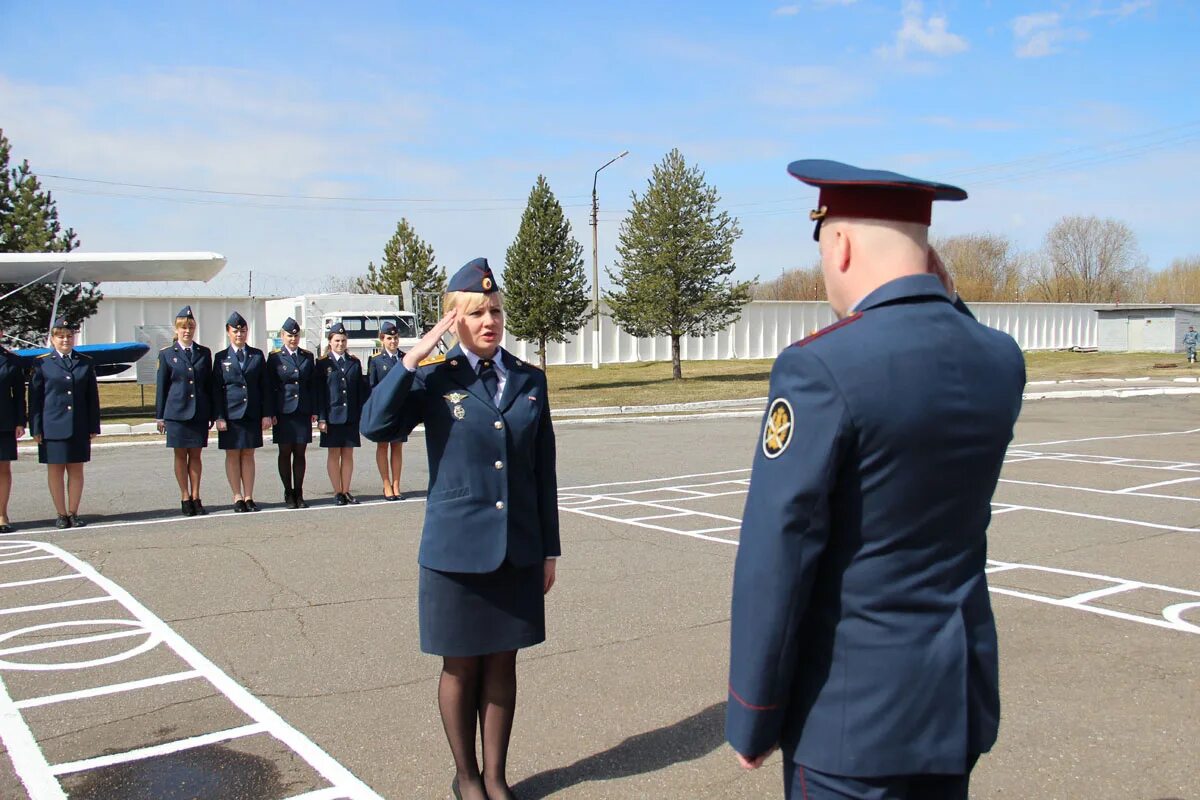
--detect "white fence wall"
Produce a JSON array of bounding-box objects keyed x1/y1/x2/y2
[{"x1": 77, "y1": 296, "x2": 276, "y2": 353}]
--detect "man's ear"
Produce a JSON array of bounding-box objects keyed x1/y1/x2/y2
[{"x1": 832, "y1": 226, "x2": 852, "y2": 274}]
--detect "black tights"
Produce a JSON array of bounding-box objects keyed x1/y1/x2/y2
[
  {"x1": 277, "y1": 443, "x2": 307, "y2": 491},
  {"x1": 439, "y1": 650, "x2": 518, "y2": 800}
]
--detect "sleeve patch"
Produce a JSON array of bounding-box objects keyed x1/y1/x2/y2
[{"x1": 762, "y1": 398, "x2": 794, "y2": 459}]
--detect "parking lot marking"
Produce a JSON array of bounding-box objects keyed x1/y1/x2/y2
[
  {"x1": 14, "y1": 670, "x2": 203, "y2": 710},
  {"x1": 1117, "y1": 476, "x2": 1200, "y2": 493},
  {"x1": 1014, "y1": 426, "x2": 1200, "y2": 448},
  {"x1": 49, "y1": 723, "x2": 270, "y2": 775},
  {"x1": 0, "y1": 597, "x2": 116, "y2": 617}
]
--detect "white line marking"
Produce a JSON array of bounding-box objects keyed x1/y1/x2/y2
[
  {"x1": 995, "y1": 504, "x2": 1197, "y2": 533},
  {"x1": 1162, "y1": 602, "x2": 1200, "y2": 634},
  {"x1": 1015, "y1": 427, "x2": 1200, "y2": 448},
  {"x1": 1117, "y1": 476, "x2": 1200, "y2": 493},
  {"x1": 988, "y1": 587, "x2": 1191, "y2": 633},
  {"x1": 285, "y1": 788, "x2": 353, "y2": 800},
  {"x1": 49, "y1": 723, "x2": 269, "y2": 775},
  {"x1": 627, "y1": 512, "x2": 690, "y2": 522},
  {"x1": 986, "y1": 559, "x2": 1200, "y2": 599},
  {"x1": 0, "y1": 556, "x2": 58, "y2": 566},
  {"x1": 591, "y1": 494, "x2": 743, "y2": 524},
  {"x1": 989, "y1": 506, "x2": 1023, "y2": 515},
  {"x1": 1061, "y1": 582, "x2": 1141, "y2": 605},
  {"x1": 0, "y1": 597, "x2": 115, "y2": 617},
  {"x1": 563, "y1": 507, "x2": 740, "y2": 545},
  {"x1": 999, "y1": 477, "x2": 1200, "y2": 504},
  {"x1": 14, "y1": 670, "x2": 203, "y2": 709},
  {"x1": 0, "y1": 676, "x2": 67, "y2": 798},
  {"x1": 0, "y1": 628, "x2": 147, "y2": 657},
  {"x1": 985, "y1": 564, "x2": 1021, "y2": 573},
  {"x1": 0, "y1": 575, "x2": 83, "y2": 589},
  {"x1": 562, "y1": 468, "x2": 750, "y2": 491}
]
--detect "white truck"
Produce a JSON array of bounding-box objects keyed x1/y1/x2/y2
[{"x1": 264, "y1": 293, "x2": 421, "y2": 370}]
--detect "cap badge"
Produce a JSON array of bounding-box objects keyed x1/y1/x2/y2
[{"x1": 482, "y1": 277, "x2": 493, "y2": 290}]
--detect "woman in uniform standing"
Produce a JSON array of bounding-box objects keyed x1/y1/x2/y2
[
  {"x1": 268, "y1": 317, "x2": 318, "y2": 509},
  {"x1": 366, "y1": 319, "x2": 406, "y2": 501},
  {"x1": 212, "y1": 312, "x2": 271, "y2": 512},
  {"x1": 317, "y1": 322, "x2": 366, "y2": 505},
  {"x1": 361, "y1": 259, "x2": 560, "y2": 800},
  {"x1": 154, "y1": 306, "x2": 214, "y2": 517},
  {"x1": 0, "y1": 326, "x2": 27, "y2": 533},
  {"x1": 29, "y1": 317, "x2": 101, "y2": 529}
]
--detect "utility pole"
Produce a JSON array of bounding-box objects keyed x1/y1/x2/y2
[
  {"x1": 248, "y1": 270, "x2": 253, "y2": 297},
  {"x1": 591, "y1": 150, "x2": 629, "y2": 369}
]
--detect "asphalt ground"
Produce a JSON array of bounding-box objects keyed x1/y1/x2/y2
[{"x1": 0, "y1": 396, "x2": 1197, "y2": 800}]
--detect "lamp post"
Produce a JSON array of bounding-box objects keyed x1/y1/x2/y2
[{"x1": 591, "y1": 150, "x2": 629, "y2": 369}]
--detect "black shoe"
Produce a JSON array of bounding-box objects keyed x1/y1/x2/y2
[
  {"x1": 0, "y1": 523, "x2": 12, "y2": 533},
  {"x1": 234, "y1": 499, "x2": 248, "y2": 513},
  {"x1": 193, "y1": 499, "x2": 208, "y2": 516},
  {"x1": 344, "y1": 492, "x2": 359, "y2": 505},
  {"x1": 335, "y1": 492, "x2": 348, "y2": 506},
  {"x1": 383, "y1": 493, "x2": 396, "y2": 502},
  {"x1": 390, "y1": 492, "x2": 403, "y2": 501},
  {"x1": 295, "y1": 490, "x2": 309, "y2": 509},
  {"x1": 245, "y1": 499, "x2": 260, "y2": 512},
  {"x1": 69, "y1": 514, "x2": 86, "y2": 528},
  {"x1": 284, "y1": 489, "x2": 297, "y2": 509},
  {"x1": 56, "y1": 515, "x2": 71, "y2": 530},
  {"x1": 182, "y1": 499, "x2": 196, "y2": 517}
]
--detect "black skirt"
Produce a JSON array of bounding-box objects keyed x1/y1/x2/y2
[
  {"x1": 165, "y1": 418, "x2": 209, "y2": 449},
  {"x1": 319, "y1": 422, "x2": 360, "y2": 448},
  {"x1": 419, "y1": 561, "x2": 546, "y2": 657},
  {"x1": 38, "y1": 435, "x2": 91, "y2": 465},
  {"x1": 0, "y1": 431, "x2": 16, "y2": 462},
  {"x1": 272, "y1": 412, "x2": 313, "y2": 445},
  {"x1": 218, "y1": 417, "x2": 263, "y2": 450}
]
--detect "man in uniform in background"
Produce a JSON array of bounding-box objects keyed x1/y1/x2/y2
[
  {"x1": 1184, "y1": 325, "x2": 1198, "y2": 364},
  {"x1": 726, "y1": 160, "x2": 1026, "y2": 800}
]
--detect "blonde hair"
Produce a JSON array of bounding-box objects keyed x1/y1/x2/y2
[{"x1": 442, "y1": 291, "x2": 504, "y2": 349}]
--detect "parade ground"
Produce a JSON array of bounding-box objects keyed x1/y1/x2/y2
[{"x1": 0, "y1": 395, "x2": 1196, "y2": 800}]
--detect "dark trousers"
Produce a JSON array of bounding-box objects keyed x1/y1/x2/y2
[{"x1": 784, "y1": 756, "x2": 978, "y2": 800}]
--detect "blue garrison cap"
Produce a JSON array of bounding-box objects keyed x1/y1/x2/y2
[
  {"x1": 175, "y1": 305, "x2": 194, "y2": 320},
  {"x1": 327, "y1": 322, "x2": 346, "y2": 338},
  {"x1": 226, "y1": 311, "x2": 247, "y2": 329},
  {"x1": 281, "y1": 317, "x2": 301, "y2": 335},
  {"x1": 787, "y1": 159, "x2": 967, "y2": 240},
  {"x1": 379, "y1": 320, "x2": 398, "y2": 335},
  {"x1": 447, "y1": 258, "x2": 498, "y2": 294},
  {"x1": 51, "y1": 316, "x2": 77, "y2": 331}
]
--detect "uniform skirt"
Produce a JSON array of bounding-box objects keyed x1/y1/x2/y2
[
  {"x1": 218, "y1": 417, "x2": 263, "y2": 450},
  {"x1": 165, "y1": 418, "x2": 209, "y2": 449},
  {"x1": 419, "y1": 560, "x2": 545, "y2": 657},
  {"x1": 38, "y1": 435, "x2": 90, "y2": 465},
  {"x1": 272, "y1": 412, "x2": 313, "y2": 445},
  {"x1": 319, "y1": 422, "x2": 360, "y2": 448},
  {"x1": 0, "y1": 432, "x2": 16, "y2": 461}
]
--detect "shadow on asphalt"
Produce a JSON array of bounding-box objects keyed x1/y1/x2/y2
[{"x1": 513, "y1": 702, "x2": 726, "y2": 799}]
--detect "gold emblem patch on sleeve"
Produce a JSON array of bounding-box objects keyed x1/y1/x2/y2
[{"x1": 762, "y1": 398, "x2": 793, "y2": 459}]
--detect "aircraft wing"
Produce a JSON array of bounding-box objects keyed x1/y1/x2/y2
[{"x1": 0, "y1": 252, "x2": 226, "y2": 283}]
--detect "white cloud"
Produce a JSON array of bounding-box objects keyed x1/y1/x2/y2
[
  {"x1": 1088, "y1": 0, "x2": 1154, "y2": 18},
  {"x1": 1012, "y1": 11, "x2": 1090, "y2": 58},
  {"x1": 876, "y1": 1, "x2": 968, "y2": 59},
  {"x1": 772, "y1": 5, "x2": 801, "y2": 15}
]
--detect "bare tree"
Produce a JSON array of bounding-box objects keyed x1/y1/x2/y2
[
  {"x1": 1145, "y1": 256, "x2": 1200, "y2": 303},
  {"x1": 319, "y1": 273, "x2": 369, "y2": 293},
  {"x1": 933, "y1": 233, "x2": 1023, "y2": 301},
  {"x1": 753, "y1": 262, "x2": 826, "y2": 301},
  {"x1": 1036, "y1": 215, "x2": 1144, "y2": 302}
]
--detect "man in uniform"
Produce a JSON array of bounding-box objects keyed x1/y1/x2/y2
[
  {"x1": 726, "y1": 160, "x2": 1026, "y2": 800},
  {"x1": 1184, "y1": 325, "x2": 1198, "y2": 364}
]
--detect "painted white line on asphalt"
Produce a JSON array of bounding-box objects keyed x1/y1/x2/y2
[
  {"x1": 1162, "y1": 602, "x2": 1200, "y2": 635},
  {"x1": 590, "y1": 494, "x2": 743, "y2": 524},
  {"x1": 627, "y1": 512, "x2": 690, "y2": 522},
  {"x1": 988, "y1": 587, "x2": 1193, "y2": 634},
  {"x1": 985, "y1": 559, "x2": 1200, "y2": 598},
  {"x1": 0, "y1": 597, "x2": 116, "y2": 617},
  {"x1": 0, "y1": 575, "x2": 83, "y2": 590},
  {"x1": 284, "y1": 788, "x2": 352, "y2": 800},
  {"x1": 562, "y1": 468, "x2": 751, "y2": 491},
  {"x1": 0, "y1": 676, "x2": 67, "y2": 799},
  {"x1": 1117, "y1": 476, "x2": 1200, "y2": 493},
  {"x1": 994, "y1": 503, "x2": 1197, "y2": 533},
  {"x1": 0, "y1": 556, "x2": 58, "y2": 566},
  {"x1": 14, "y1": 670, "x2": 203, "y2": 709},
  {"x1": 49, "y1": 723, "x2": 269, "y2": 775},
  {"x1": 563, "y1": 507, "x2": 740, "y2": 545},
  {"x1": 999, "y1": 477, "x2": 1200, "y2": 504},
  {"x1": 0, "y1": 628, "x2": 148, "y2": 658},
  {"x1": 1014, "y1": 427, "x2": 1200, "y2": 448},
  {"x1": 1061, "y1": 582, "x2": 1141, "y2": 605}
]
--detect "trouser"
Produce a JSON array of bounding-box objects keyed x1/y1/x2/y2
[
  {"x1": 1188, "y1": 348, "x2": 1196, "y2": 363},
  {"x1": 784, "y1": 755, "x2": 978, "y2": 800}
]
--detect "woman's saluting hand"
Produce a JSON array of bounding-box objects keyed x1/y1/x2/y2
[{"x1": 402, "y1": 309, "x2": 458, "y2": 371}]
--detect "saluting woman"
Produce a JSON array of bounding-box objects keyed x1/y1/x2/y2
[
  {"x1": 367, "y1": 319, "x2": 406, "y2": 500},
  {"x1": 316, "y1": 322, "x2": 367, "y2": 505},
  {"x1": 155, "y1": 306, "x2": 214, "y2": 517},
  {"x1": 268, "y1": 317, "x2": 318, "y2": 509},
  {"x1": 0, "y1": 326, "x2": 27, "y2": 533},
  {"x1": 212, "y1": 312, "x2": 271, "y2": 512},
  {"x1": 29, "y1": 317, "x2": 101, "y2": 529},
  {"x1": 361, "y1": 258, "x2": 560, "y2": 800}
]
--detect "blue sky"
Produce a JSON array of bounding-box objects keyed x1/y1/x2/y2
[{"x1": 1, "y1": 0, "x2": 1197, "y2": 296}]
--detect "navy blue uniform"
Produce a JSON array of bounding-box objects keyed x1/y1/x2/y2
[
  {"x1": 28, "y1": 351, "x2": 101, "y2": 464},
  {"x1": 317, "y1": 352, "x2": 367, "y2": 448},
  {"x1": 367, "y1": 350, "x2": 406, "y2": 443},
  {"x1": 268, "y1": 347, "x2": 318, "y2": 444},
  {"x1": 726, "y1": 275, "x2": 1025, "y2": 788},
  {"x1": 155, "y1": 342, "x2": 214, "y2": 448},
  {"x1": 361, "y1": 344, "x2": 560, "y2": 655},
  {"x1": 212, "y1": 345, "x2": 269, "y2": 450},
  {"x1": 0, "y1": 347, "x2": 27, "y2": 461}
]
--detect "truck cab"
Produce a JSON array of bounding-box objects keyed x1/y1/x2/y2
[{"x1": 319, "y1": 311, "x2": 420, "y2": 371}]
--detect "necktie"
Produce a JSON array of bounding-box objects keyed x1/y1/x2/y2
[
  {"x1": 477, "y1": 359, "x2": 499, "y2": 406},
  {"x1": 237, "y1": 349, "x2": 245, "y2": 364}
]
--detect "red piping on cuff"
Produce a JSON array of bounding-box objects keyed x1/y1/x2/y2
[{"x1": 728, "y1": 683, "x2": 781, "y2": 711}]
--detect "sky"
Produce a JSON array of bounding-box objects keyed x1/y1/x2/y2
[{"x1": 1, "y1": 0, "x2": 1197, "y2": 297}]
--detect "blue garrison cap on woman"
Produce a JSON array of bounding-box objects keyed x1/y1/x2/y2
[
  {"x1": 281, "y1": 317, "x2": 301, "y2": 335},
  {"x1": 175, "y1": 305, "x2": 194, "y2": 320},
  {"x1": 380, "y1": 320, "x2": 398, "y2": 335},
  {"x1": 327, "y1": 322, "x2": 346, "y2": 337},
  {"x1": 447, "y1": 258, "x2": 499, "y2": 293},
  {"x1": 226, "y1": 311, "x2": 247, "y2": 328}
]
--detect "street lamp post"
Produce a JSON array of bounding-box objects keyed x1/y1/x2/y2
[{"x1": 591, "y1": 150, "x2": 629, "y2": 369}]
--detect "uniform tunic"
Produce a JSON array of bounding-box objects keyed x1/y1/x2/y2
[
  {"x1": 267, "y1": 347, "x2": 318, "y2": 444},
  {"x1": 29, "y1": 351, "x2": 101, "y2": 465},
  {"x1": 366, "y1": 350, "x2": 407, "y2": 443},
  {"x1": 155, "y1": 342, "x2": 213, "y2": 448},
  {"x1": 317, "y1": 352, "x2": 366, "y2": 448},
  {"x1": 361, "y1": 344, "x2": 560, "y2": 656},
  {"x1": 0, "y1": 347, "x2": 27, "y2": 461},
  {"x1": 212, "y1": 345, "x2": 269, "y2": 450}
]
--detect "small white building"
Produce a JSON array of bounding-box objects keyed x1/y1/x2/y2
[{"x1": 1096, "y1": 305, "x2": 1200, "y2": 353}]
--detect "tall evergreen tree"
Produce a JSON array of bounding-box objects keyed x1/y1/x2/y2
[
  {"x1": 0, "y1": 129, "x2": 101, "y2": 343},
  {"x1": 363, "y1": 217, "x2": 445, "y2": 325},
  {"x1": 503, "y1": 175, "x2": 590, "y2": 370},
  {"x1": 606, "y1": 149, "x2": 751, "y2": 379}
]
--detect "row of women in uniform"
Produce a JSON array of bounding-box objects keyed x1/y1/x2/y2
[{"x1": 152, "y1": 307, "x2": 410, "y2": 517}]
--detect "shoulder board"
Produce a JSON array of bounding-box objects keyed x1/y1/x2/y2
[
  {"x1": 418, "y1": 354, "x2": 446, "y2": 367},
  {"x1": 269, "y1": 348, "x2": 281, "y2": 354},
  {"x1": 74, "y1": 352, "x2": 92, "y2": 361},
  {"x1": 790, "y1": 312, "x2": 862, "y2": 348},
  {"x1": 160, "y1": 344, "x2": 175, "y2": 351},
  {"x1": 36, "y1": 352, "x2": 51, "y2": 359},
  {"x1": 299, "y1": 348, "x2": 311, "y2": 355}
]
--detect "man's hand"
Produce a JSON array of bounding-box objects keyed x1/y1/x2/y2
[{"x1": 734, "y1": 745, "x2": 777, "y2": 770}]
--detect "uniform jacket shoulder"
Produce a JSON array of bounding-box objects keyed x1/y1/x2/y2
[
  {"x1": 36, "y1": 352, "x2": 52, "y2": 359},
  {"x1": 789, "y1": 312, "x2": 862, "y2": 350}
]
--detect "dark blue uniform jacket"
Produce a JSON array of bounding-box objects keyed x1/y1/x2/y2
[
  {"x1": 316, "y1": 353, "x2": 367, "y2": 426},
  {"x1": 267, "y1": 348, "x2": 318, "y2": 417},
  {"x1": 29, "y1": 351, "x2": 102, "y2": 441},
  {"x1": 0, "y1": 348, "x2": 27, "y2": 432},
  {"x1": 155, "y1": 342, "x2": 213, "y2": 423},
  {"x1": 726, "y1": 274, "x2": 1025, "y2": 778},
  {"x1": 212, "y1": 346, "x2": 269, "y2": 421},
  {"x1": 360, "y1": 344, "x2": 560, "y2": 573},
  {"x1": 367, "y1": 350, "x2": 405, "y2": 389}
]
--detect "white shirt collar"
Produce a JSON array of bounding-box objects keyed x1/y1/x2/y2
[{"x1": 461, "y1": 346, "x2": 506, "y2": 375}]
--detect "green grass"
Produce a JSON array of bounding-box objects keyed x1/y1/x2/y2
[{"x1": 1023, "y1": 351, "x2": 1196, "y2": 381}]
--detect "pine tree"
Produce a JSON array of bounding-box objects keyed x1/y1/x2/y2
[
  {"x1": 0, "y1": 129, "x2": 101, "y2": 343},
  {"x1": 503, "y1": 175, "x2": 590, "y2": 370},
  {"x1": 363, "y1": 218, "x2": 445, "y2": 325},
  {"x1": 606, "y1": 149, "x2": 751, "y2": 379}
]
